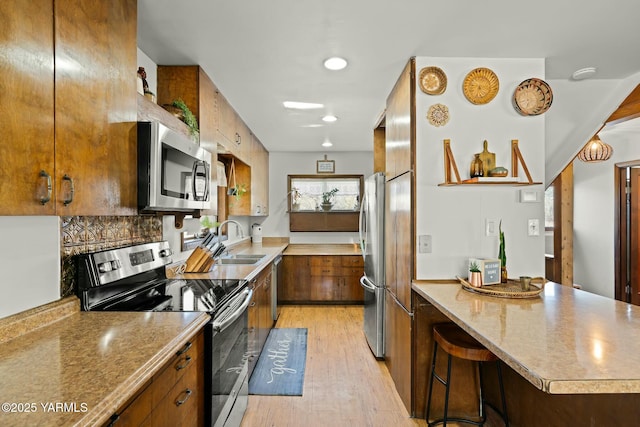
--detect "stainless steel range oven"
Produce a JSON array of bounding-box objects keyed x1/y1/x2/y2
[{"x1": 76, "y1": 241, "x2": 252, "y2": 427}]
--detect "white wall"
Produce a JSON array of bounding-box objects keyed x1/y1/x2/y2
[
  {"x1": 262, "y1": 151, "x2": 373, "y2": 243},
  {"x1": 137, "y1": 47, "x2": 157, "y2": 95},
  {"x1": 414, "y1": 57, "x2": 545, "y2": 280},
  {"x1": 573, "y1": 119, "x2": 640, "y2": 297},
  {"x1": 0, "y1": 217, "x2": 60, "y2": 318}
]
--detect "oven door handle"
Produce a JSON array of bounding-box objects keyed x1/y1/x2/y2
[{"x1": 211, "y1": 288, "x2": 253, "y2": 333}]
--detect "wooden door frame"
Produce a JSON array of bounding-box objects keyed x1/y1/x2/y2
[
  {"x1": 547, "y1": 163, "x2": 574, "y2": 286},
  {"x1": 614, "y1": 160, "x2": 640, "y2": 302}
]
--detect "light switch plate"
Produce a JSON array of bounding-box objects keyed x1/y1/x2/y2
[
  {"x1": 419, "y1": 235, "x2": 432, "y2": 253},
  {"x1": 485, "y1": 219, "x2": 498, "y2": 237},
  {"x1": 528, "y1": 219, "x2": 540, "y2": 236}
]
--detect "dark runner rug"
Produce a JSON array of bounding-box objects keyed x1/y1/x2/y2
[{"x1": 248, "y1": 328, "x2": 308, "y2": 396}]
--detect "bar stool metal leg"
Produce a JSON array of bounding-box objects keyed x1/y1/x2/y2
[
  {"x1": 496, "y1": 361, "x2": 509, "y2": 427},
  {"x1": 426, "y1": 323, "x2": 509, "y2": 426},
  {"x1": 425, "y1": 340, "x2": 439, "y2": 425}
]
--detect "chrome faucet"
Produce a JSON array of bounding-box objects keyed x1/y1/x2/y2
[{"x1": 217, "y1": 219, "x2": 245, "y2": 239}]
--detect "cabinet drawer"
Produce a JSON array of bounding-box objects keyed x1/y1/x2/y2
[
  {"x1": 341, "y1": 266, "x2": 364, "y2": 277},
  {"x1": 149, "y1": 356, "x2": 200, "y2": 427},
  {"x1": 341, "y1": 256, "x2": 364, "y2": 267},
  {"x1": 310, "y1": 265, "x2": 340, "y2": 276},
  {"x1": 310, "y1": 256, "x2": 338, "y2": 267},
  {"x1": 150, "y1": 332, "x2": 203, "y2": 404}
]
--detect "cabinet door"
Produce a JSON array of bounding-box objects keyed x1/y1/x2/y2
[
  {"x1": 0, "y1": 0, "x2": 56, "y2": 215},
  {"x1": 310, "y1": 276, "x2": 341, "y2": 301},
  {"x1": 384, "y1": 290, "x2": 412, "y2": 412},
  {"x1": 247, "y1": 279, "x2": 259, "y2": 373},
  {"x1": 385, "y1": 58, "x2": 414, "y2": 180},
  {"x1": 236, "y1": 119, "x2": 251, "y2": 164},
  {"x1": 394, "y1": 172, "x2": 413, "y2": 309},
  {"x1": 54, "y1": 0, "x2": 137, "y2": 215},
  {"x1": 216, "y1": 91, "x2": 239, "y2": 156},
  {"x1": 280, "y1": 256, "x2": 311, "y2": 302},
  {"x1": 386, "y1": 173, "x2": 413, "y2": 309},
  {"x1": 250, "y1": 134, "x2": 269, "y2": 216},
  {"x1": 259, "y1": 273, "x2": 272, "y2": 348}
]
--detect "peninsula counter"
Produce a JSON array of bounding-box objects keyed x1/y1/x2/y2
[{"x1": 412, "y1": 281, "x2": 640, "y2": 426}]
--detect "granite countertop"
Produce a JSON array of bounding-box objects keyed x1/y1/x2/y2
[
  {"x1": 0, "y1": 297, "x2": 209, "y2": 427},
  {"x1": 283, "y1": 243, "x2": 362, "y2": 256},
  {"x1": 412, "y1": 280, "x2": 640, "y2": 394}
]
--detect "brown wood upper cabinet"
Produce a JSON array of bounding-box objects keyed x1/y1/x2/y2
[
  {"x1": 250, "y1": 134, "x2": 269, "y2": 216},
  {"x1": 157, "y1": 65, "x2": 219, "y2": 215},
  {"x1": 216, "y1": 92, "x2": 251, "y2": 163},
  {"x1": 1, "y1": 0, "x2": 138, "y2": 215}
]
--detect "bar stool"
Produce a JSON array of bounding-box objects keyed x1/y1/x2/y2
[{"x1": 425, "y1": 323, "x2": 509, "y2": 427}]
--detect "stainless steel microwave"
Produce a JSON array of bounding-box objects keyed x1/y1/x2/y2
[{"x1": 137, "y1": 121, "x2": 212, "y2": 212}]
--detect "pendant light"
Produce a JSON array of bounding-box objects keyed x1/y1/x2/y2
[{"x1": 577, "y1": 135, "x2": 613, "y2": 162}]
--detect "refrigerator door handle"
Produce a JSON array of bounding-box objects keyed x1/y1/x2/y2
[
  {"x1": 359, "y1": 275, "x2": 377, "y2": 292},
  {"x1": 358, "y1": 192, "x2": 367, "y2": 259}
]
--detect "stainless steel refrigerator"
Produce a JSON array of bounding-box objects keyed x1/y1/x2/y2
[{"x1": 359, "y1": 172, "x2": 385, "y2": 357}]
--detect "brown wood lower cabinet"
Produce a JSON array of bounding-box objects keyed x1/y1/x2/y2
[
  {"x1": 248, "y1": 264, "x2": 273, "y2": 375},
  {"x1": 279, "y1": 255, "x2": 364, "y2": 304},
  {"x1": 108, "y1": 330, "x2": 204, "y2": 427}
]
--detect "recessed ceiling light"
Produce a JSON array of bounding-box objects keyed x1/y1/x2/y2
[
  {"x1": 322, "y1": 115, "x2": 338, "y2": 123},
  {"x1": 323, "y1": 57, "x2": 348, "y2": 71},
  {"x1": 322, "y1": 141, "x2": 333, "y2": 147},
  {"x1": 572, "y1": 67, "x2": 597, "y2": 81},
  {"x1": 283, "y1": 101, "x2": 324, "y2": 110}
]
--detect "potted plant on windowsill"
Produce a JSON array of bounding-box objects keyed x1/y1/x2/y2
[{"x1": 320, "y1": 188, "x2": 339, "y2": 211}]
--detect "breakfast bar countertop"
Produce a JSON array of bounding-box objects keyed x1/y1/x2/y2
[
  {"x1": 412, "y1": 280, "x2": 640, "y2": 394},
  {"x1": 0, "y1": 298, "x2": 209, "y2": 427}
]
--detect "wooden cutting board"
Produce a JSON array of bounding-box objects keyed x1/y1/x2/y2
[{"x1": 478, "y1": 140, "x2": 495, "y2": 177}]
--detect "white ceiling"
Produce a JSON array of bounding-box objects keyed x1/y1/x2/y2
[{"x1": 137, "y1": 0, "x2": 640, "y2": 153}]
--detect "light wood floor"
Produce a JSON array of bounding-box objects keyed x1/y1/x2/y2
[{"x1": 241, "y1": 305, "x2": 427, "y2": 427}]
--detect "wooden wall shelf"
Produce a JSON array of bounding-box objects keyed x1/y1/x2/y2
[
  {"x1": 439, "y1": 139, "x2": 541, "y2": 186},
  {"x1": 136, "y1": 93, "x2": 194, "y2": 140}
]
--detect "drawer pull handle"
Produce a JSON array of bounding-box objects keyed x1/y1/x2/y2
[
  {"x1": 175, "y1": 388, "x2": 192, "y2": 406},
  {"x1": 175, "y1": 355, "x2": 192, "y2": 371},
  {"x1": 176, "y1": 341, "x2": 192, "y2": 356}
]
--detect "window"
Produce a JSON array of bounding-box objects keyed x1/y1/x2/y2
[
  {"x1": 289, "y1": 175, "x2": 361, "y2": 211},
  {"x1": 544, "y1": 186, "x2": 554, "y2": 230},
  {"x1": 287, "y1": 174, "x2": 364, "y2": 232}
]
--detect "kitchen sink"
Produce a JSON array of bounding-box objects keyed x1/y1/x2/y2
[
  {"x1": 231, "y1": 254, "x2": 266, "y2": 260},
  {"x1": 216, "y1": 254, "x2": 266, "y2": 265}
]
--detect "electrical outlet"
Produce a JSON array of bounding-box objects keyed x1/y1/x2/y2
[
  {"x1": 485, "y1": 219, "x2": 498, "y2": 237},
  {"x1": 419, "y1": 235, "x2": 432, "y2": 253},
  {"x1": 528, "y1": 219, "x2": 540, "y2": 236}
]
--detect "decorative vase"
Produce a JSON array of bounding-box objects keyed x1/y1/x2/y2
[
  {"x1": 469, "y1": 271, "x2": 483, "y2": 288},
  {"x1": 291, "y1": 202, "x2": 300, "y2": 211},
  {"x1": 321, "y1": 203, "x2": 333, "y2": 211},
  {"x1": 470, "y1": 154, "x2": 484, "y2": 178},
  {"x1": 501, "y1": 266, "x2": 508, "y2": 283}
]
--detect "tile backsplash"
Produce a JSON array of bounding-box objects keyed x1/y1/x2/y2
[{"x1": 61, "y1": 216, "x2": 163, "y2": 297}]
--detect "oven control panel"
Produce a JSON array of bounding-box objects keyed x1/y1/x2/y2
[{"x1": 84, "y1": 241, "x2": 174, "y2": 286}]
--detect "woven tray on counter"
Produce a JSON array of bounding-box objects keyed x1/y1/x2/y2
[{"x1": 457, "y1": 276, "x2": 545, "y2": 299}]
